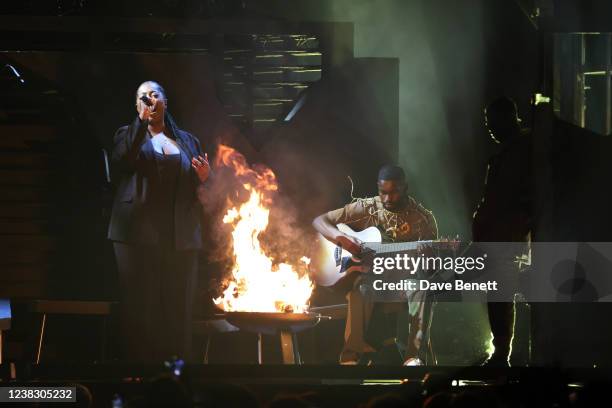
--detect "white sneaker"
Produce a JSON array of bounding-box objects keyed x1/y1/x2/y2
[{"x1": 403, "y1": 357, "x2": 424, "y2": 366}]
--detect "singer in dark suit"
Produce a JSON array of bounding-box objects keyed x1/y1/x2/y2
[{"x1": 108, "y1": 81, "x2": 210, "y2": 362}]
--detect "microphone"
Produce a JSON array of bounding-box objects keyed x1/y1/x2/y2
[{"x1": 140, "y1": 95, "x2": 153, "y2": 107}]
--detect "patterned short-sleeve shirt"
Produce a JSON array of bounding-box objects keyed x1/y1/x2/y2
[{"x1": 326, "y1": 196, "x2": 438, "y2": 242}]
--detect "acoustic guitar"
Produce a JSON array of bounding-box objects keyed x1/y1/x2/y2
[{"x1": 309, "y1": 223, "x2": 459, "y2": 287}]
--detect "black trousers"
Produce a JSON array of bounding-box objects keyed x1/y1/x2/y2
[{"x1": 113, "y1": 242, "x2": 197, "y2": 362}]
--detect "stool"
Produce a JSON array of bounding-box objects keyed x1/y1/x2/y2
[
  {"x1": 31, "y1": 300, "x2": 115, "y2": 364},
  {"x1": 0, "y1": 299, "x2": 11, "y2": 365}
]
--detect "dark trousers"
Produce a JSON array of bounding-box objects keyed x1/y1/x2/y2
[
  {"x1": 113, "y1": 242, "x2": 197, "y2": 362},
  {"x1": 486, "y1": 251, "x2": 520, "y2": 359}
]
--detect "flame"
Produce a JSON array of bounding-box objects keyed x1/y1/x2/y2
[{"x1": 213, "y1": 145, "x2": 313, "y2": 313}]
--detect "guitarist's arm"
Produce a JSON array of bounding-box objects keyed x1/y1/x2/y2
[{"x1": 312, "y1": 213, "x2": 363, "y2": 256}]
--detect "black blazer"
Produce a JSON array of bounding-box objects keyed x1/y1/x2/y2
[{"x1": 107, "y1": 115, "x2": 205, "y2": 250}]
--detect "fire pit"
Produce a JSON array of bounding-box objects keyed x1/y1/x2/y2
[
  {"x1": 225, "y1": 311, "x2": 323, "y2": 335},
  {"x1": 225, "y1": 311, "x2": 329, "y2": 364},
  {"x1": 208, "y1": 146, "x2": 324, "y2": 364}
]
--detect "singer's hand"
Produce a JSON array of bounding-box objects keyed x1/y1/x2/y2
[
  {"x1": 138, "y1": 102, "x2": 151, "y2": 122},
  {"x1": 192, "y1": 153, "x2": 210, "y2": 183},
  {"x1": 137, "y1": 97, "x2": 164, "y2": 123}
]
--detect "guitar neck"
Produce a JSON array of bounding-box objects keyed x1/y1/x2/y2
[{"x1": 364, "y1": 240, "x2": 437, "y2": 255}]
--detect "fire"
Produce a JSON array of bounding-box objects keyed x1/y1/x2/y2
[{"x1": 213, "y1": 145, "x2": 313, "y2": 313}]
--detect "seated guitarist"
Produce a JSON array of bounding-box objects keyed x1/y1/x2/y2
[{"x1": 312, "y1": 165, "x2": 438, "y2": 365}]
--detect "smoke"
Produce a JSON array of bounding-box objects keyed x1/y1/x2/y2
[
  {"x1": 325, "y1": 0, "x2": 478, "y2": 237},
  {"x1": 259, "y1": 191, "x2": 317, "y2": 273},
  {"x1": 244, "y1": 0, "x2": 537, "y2": 237}
]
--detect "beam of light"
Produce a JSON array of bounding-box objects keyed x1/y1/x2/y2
[
  {"x1": 5, "y1": 64, "x2": 25, "y2": 84},
  {"x1": 284, "y1": 93, "x2": 307, "y2": 122}
]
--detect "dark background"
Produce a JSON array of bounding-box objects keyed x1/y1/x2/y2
[{"x1": 1, "y1": 0, "x2": 612, "y2": 367}]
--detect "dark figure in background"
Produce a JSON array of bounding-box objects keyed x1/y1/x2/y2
[
  {"x1": 108, "y1": 81, "x2": 210, "y2": 362},
  {"x1": 473, "y1": 97, "x2": 532, "y2": 367},
  {"x1": 313, "y1": 165, "x2": 438, "y2": 365}
]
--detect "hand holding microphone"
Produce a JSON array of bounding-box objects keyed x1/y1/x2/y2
[{"x1": 138, "y1": 95, "x2": 163, "y2": 124}]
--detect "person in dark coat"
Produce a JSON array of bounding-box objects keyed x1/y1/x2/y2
[
  {"x1": 473, "y1": 96, "x2": 532, "y2": 367},
  {"x1": 108, "y1": 81, "x2": 210, "y2": 362}
]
